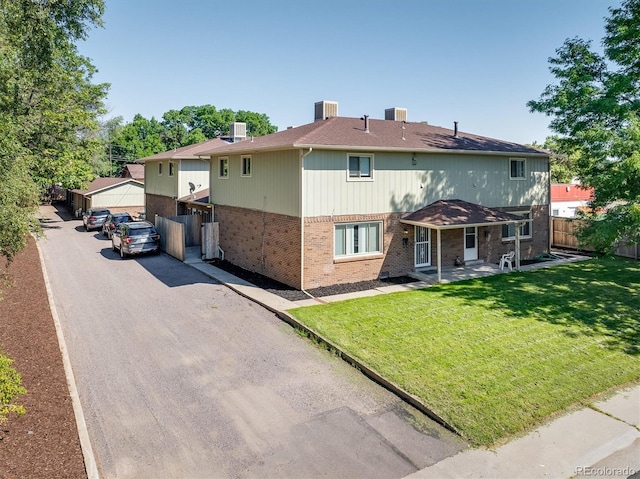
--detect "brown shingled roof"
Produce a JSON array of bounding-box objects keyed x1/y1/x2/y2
[
  {"x1": 71, "y1": 177, "x2": 143, "y2": 196},
  {"x1": 178, "y1": 188, "x2": 210, "y2": 204},
  {"x1": 138, "y1": 138, "x2": 232, "y2": 162},
  {"x1": 401, "y1": 199, "x2": 524, "y2": 229},
  {"x1": 123, "y1": 164, "x2": 144, "y2": 180},
  {"x1": 198, "y1": 117, "x2": 546, "y2": 156}
]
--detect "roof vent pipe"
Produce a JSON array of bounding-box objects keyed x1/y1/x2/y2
[
  {"x1": 362, "y1": 115, "x2": 369, "y2": 133},
  {"x1": 454, "y1": 121, "x2": 458, "y2": 137}
]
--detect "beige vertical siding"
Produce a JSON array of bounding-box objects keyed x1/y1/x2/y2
[
  {"x1": 90, "y1": 183, "x2": 144, "y2": 208},
  {"x1": 210, "y1": 150, "x2": 300, "y2": 217},
  {"x1": 144, "y1": 160, "x2": 177, "y2": 197},
  {"x1": 303, "y1": 150, "x2": 549, "y2": 217},
  {"x1": 178, "y1": 159, "x2": 210, "y2": 198}
]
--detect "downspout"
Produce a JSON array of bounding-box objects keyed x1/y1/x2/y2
[
  {"x1": 300, "y1": 147, "x2": 313, "y2": 295},
  {"x1": 174, "y1": 160, "x2": 180, "y2": 217}
]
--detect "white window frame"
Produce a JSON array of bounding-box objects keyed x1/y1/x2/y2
[
  {"x1": 168, "y1": 162, "x2": 175, "y2": 177},
  {"x1": 502, "y1": 211, "x2": 532, "y2": 240},
  {"x1": 218, "y1": 157, "x2": 229, "y2": 179},
  {"x1": 346, "y1": 154, "x2": 374, "y2": 181},
  {"x1": 509, "y1": 158, "x2": 526, "y2": 180},
  {"x1": 158, "y1": 162, "x2": 163, "y2": 176},
  {"x1": 241, "y1": 155, "x2": 251, "y2": 177},
  {"x1": 334, "y1": 221, "x2": 383, "y2": 258}
]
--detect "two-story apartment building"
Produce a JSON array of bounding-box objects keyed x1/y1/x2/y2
[
  {"x1": 200, "y1": 102, "x2": 550, "y2": 290},
  {"x1": 138, "y1": 137, "x2": 232, "y2": 222}
]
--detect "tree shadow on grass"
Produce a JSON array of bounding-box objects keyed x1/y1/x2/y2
[{"x1": 432, "y1": 257, "x2": 640, "y2": 355}]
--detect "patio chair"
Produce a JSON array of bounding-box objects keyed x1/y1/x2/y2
[{"x1": 500, "y1": 251, "x2": 515, "y2": 271}]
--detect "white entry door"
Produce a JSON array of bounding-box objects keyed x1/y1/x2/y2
[
  {"x1": 414, "y1": 226, "x2": 431, "y2": 267},
  {"x1": 464, "y1": 227, "x2": 478, "y2": 262}
]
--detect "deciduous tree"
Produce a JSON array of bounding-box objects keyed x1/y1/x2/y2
[
  {"x1": 0, "y1": 0, "x2": 108, "y2": 262},
  {"x1": 528, "y1": 0, "x2": 640, "y2": 252},
  {"x1": 111, "y1": 114, "x2": 165, "y2": 162},
  {"x1": 530, "y1": 136, "x2": 580, "y2": 184},
  {"x1": 111, "y1": 105, "x2": 278, "y2": 158}
]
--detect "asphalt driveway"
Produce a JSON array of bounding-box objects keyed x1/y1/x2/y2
[{"x1": 37, "y1": 204, "x2": 465, "y2": 479}]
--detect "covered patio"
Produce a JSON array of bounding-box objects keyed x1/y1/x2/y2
[{"x1": 400, "y1": 199, "x2": 526, "y2": 283}]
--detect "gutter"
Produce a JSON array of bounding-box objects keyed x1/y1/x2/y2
[
  {"x1": 291, "y1": 144, "x2": 550, "y2": 158},
  {"x1": 192, "y1": 144, "x2": 549, "y2": 159}
]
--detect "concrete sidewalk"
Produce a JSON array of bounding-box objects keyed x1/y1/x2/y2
[
  {"x1": 183, "y1": 249, "x2": 639, "y2": 479},
  {"x1": 407, "y1": 386, "x2": 639, "y2": 479}
]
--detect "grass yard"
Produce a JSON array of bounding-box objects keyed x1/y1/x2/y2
[{"x1": 289, "y1": 257, "x2": 640, "y2": 446}]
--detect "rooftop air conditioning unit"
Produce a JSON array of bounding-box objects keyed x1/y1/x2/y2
[
  {"x1": 314, "y1": 101, "x2": 338, "y2": 121},
  {"x1": 229, "y1": 122, "x2": 247, "y2": 142},
  {"x1": 385, "y1": 107, "x2": 408, "y2": 122}
]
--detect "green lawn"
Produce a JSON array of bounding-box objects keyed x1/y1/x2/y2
[{"x1": 289, "y1": 257, "x2": 640, "y2": 446}]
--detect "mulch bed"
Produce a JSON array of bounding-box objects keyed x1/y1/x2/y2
[
  {"x1": 207, "y1": 258, "x2": 418, "y2": 302},
  {"x1": 0, "y1": 237, "x2": 87, "y2": 479}
]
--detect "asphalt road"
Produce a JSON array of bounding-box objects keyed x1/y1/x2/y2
[{"x1": 37, "y1": 204, "x2": 466, "y2": 479}]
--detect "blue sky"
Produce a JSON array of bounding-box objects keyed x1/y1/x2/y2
[{"x1": 77, "y1": 0, "x2": 619, "y2": 145}]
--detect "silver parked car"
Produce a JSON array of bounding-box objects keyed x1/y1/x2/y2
[
  {"x1": 111, "y1": 221, "x2": 160, "y2": 258},
  {"x1": 82, "y1": 208, "x2": 111, "y2": 232}
]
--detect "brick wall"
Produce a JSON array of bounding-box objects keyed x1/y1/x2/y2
[
  {"x1": 213, "y1": 204, "x2": 549, "y2": 290},
  {"x1": 482, "y1": 204, "x2": 550, "y2": 264},
  {"x1": 303, "y1": 213, "x2": 413, "y2": 289},
  {"x1": 303, "y1": 205, "x2": 550, "y2": 288},
  {"x1": 215, "y1": 205, "x2": 302, "y2": 289},
  {"x1": 145, "y1": 194, "x2": 176, "y2": 224}
]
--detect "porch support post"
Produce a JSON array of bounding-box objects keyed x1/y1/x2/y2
[
  {"x1": 437, "y1": 228, "x2": 442, "y2": 283},
  {"x1": 515, "y1": 224, "x2": 521, "y2": 271}
]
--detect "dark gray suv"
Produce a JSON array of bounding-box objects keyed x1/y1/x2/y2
[
  {"x1": 82, "y1": 208, "x2": 111, "y2": 232},
  {"x1": 111, "y1": 221, "x2": 160, "y2": 258},
  {"x1": 102, "y1": 212, "x2": 134, "y2": 239}
]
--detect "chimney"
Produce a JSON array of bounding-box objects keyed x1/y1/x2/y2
[
  {"x1": 454, "y1": 121, "x2": 458, "y2": 137},
  {"x1": 362, "y1": 115, "x2": 370, "y2": 132},
  {"x1": 385, "y1": 107, "x2": 407, "y2": 122},
  {"x1": 314, "y1": 101, "x2": 338, "y2": 121}
]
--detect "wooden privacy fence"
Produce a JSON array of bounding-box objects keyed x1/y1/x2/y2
[
  {"x1": 551, "y1": 217, "x2": 639, "y2": 259},
  {"x1": 155, "y1": 214, "x2": 202, "y2": 261},
  {"x1": 551, "y1": 217, "x2": 590, "y2": 251}
]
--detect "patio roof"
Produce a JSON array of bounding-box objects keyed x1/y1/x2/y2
[
  {"x1": 178, "y1": 188, "x2": 210, "y2": 207},
  {"x1": 400, "y1": 199, "x2": 524, "y2": 229},
  {"x1": 400, "y1": 199, "x2": 527, "y2": 283}
]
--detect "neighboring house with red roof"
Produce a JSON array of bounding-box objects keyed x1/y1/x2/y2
[
  {"x1": 69, "y1": 177, "x2": 144, "y2": 216},
  {"x1": 198, "y1": 101, "x2": 551, "y2": 289},
  {"x1": 138, "y1": 135, "x2": 240, "y2": 222},
  {"x1": 550, "y1": 183, "x2": 594, "y2": 218}
]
